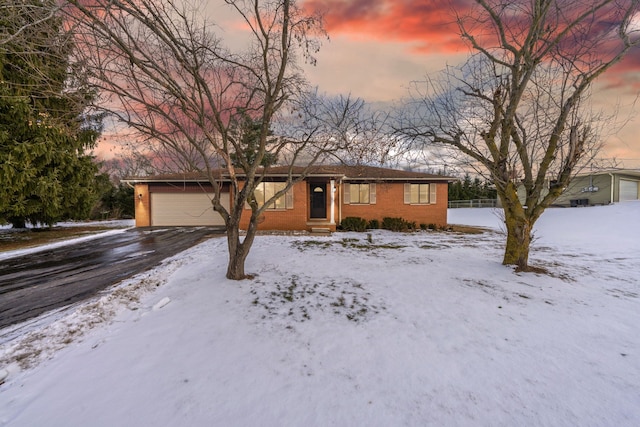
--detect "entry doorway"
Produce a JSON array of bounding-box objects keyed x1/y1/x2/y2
[{"x1": 310, "y1": 183, "x2": 326, "y2": 219}]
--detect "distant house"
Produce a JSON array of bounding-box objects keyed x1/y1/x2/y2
[
  {"x1": 123, "y1": 165, "x2": 453, "y2": 231},
  {"x1": 518, "y1": 169, "x2": 640, "y2": 207}
]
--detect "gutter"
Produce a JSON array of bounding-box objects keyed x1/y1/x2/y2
[
  {"x1": 122, "y1": 175, "x2": 454, "y2": 184},
  {"x1": 342, "y1": 177, "x2": 453, "y2": 182}
]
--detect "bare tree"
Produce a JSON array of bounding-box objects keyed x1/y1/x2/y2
[
  {"x1": 272, "y1": 90, "x2": 398, "y2": 166},
  {"x1": 99, "y1": 154, "x2": 157, "y2": 183},
  {"x1": 63, "y1": 0, "x2": 376, "y2": 279},
  {"x1": 398, "y1": 0, "x2": 639, "y2": 271},
  {"x1": 0, "y1": 1, "x2": 60, "y2": 46}
]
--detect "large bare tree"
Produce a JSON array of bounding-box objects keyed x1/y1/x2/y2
[
  {"x1": 398, "y1": 0, "x2": 639, "y2": 271},
  {"x1": 63, "y1": 0, "x2": 376, "y2": 279}
]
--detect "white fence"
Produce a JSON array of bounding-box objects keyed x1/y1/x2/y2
[{"x1": 448, "y1": 199, "x2": 498, "y2": 208}]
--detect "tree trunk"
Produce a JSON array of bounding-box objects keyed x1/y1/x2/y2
[
  {"x1": 498, "y1": 183, "x2": 534, "y2": 271},
  {"x1": 225, "y1": 226, "x2": 249, "y2": 280},
  {"x1": 502, "y1": 212, "x2": 533, "y2": 270},
  {"x1": 10, "y1": 217, "x2": 26, "y2": 229},
  {"x1": 224, "y1": 214, "x2": 259, "y2": 280}
]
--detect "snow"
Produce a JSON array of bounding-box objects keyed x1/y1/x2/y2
[{"x1": 1, "y1": 204, "x2": 639, "y2": 426}]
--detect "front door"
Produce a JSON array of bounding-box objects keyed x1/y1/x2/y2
[{"x1": 310, "y1": 184, "x2": 326, "y2": 219}]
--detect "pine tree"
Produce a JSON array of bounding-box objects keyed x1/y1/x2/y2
[
  {"x1": 228, "y1": 112, "x2": 278, "y2": 169},
  {"x1": 0, "y1": 0, "x2": 101, "y2": 228}
]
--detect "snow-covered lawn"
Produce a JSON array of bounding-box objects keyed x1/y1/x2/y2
[{"x1": 1, "y1": 204, "x2": 639, "y2": 426}]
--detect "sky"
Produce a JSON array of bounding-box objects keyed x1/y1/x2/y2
[
  {"x1": 297, "y1": 0, "x2": 640, "y2": 169},
  {"x1": 96, "y1": 0, "x2": 640, "y2": 170},
  {"x1": 1, "y1": 203, "x2": 639, "y2": 425}
]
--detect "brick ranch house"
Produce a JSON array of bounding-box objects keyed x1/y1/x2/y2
[{"x1": 124, "y1": 165, "x2": 453, "y2": 232}]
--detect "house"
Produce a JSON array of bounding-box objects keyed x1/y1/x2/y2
[
  {"x1": 555, "y1": 169, "x2": 640, "y2": 206},
  {"x1": 517, "y1": 169, "x2": 640, "y2": 207},
  {"x1": 124, "y1": 165, "x2": 453, "y2": 231}
]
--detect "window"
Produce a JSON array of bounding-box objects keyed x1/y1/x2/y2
[
  {"x1": 350, "y1": 183, "x2": 369, "y2": 204},
  {"x1": 344, "y1": 183, "x2": 376, "y2": 204},
  {"x1": 252, "y1": 182, "x2": 291, "y2": 209},
  {"x1": 404, "y1": 183, "x2": 437, "y2": 204}
]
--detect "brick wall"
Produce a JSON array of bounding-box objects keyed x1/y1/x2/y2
[
  {"x1": 340, "y1": 182, "x2": 448, "y2": 227},
  {"x1": 136, "y1": 180, "x2": 449, "y2": 230},
  {"x1": 238, "y1": 180, "x2": 316, "y2": 231},
  {"x1": 134, "y1": 184, "x2": 150, "y2": 227}
]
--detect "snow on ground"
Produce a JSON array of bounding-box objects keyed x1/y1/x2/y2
[{"x1": 1, "y1": 204, "x2": 639, "y2": 426}]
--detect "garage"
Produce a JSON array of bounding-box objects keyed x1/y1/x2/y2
[
  {"x1": 150, "y1": 192, "x2": 229, "y2": 226},
  {"x1": 619, "y1": 180, "x2": 639, "y2": 202}
]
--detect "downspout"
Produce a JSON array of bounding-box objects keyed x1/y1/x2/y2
[
  {"x1": 330, "y1": 179, "x2": 335, "y2": 225},
  {"x1": 338, "y1": 178, "x2": 343, "y2": 224},
  {"x1": 609, "y1": 173, "x2": 615, "y2": 204}
]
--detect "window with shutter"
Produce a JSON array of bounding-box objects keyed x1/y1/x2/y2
[
  {"x1": 405, "y1": 183, "x2": 432, "y2": 204},
  {"x1": 346, "y1": 183, "x2": 373, "y2": 204}
]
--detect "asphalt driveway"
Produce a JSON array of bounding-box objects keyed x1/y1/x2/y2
[{"x1": 0, "y1": 227, "x2": 224, "y2": 330}]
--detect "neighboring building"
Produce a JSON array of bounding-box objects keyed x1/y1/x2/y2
[
  {"x1": 123, "y1": 165, "x2": 453, "y2": 231},
  {"x1": 518, "y1": 169, "x2": 640, "y2": 207}
]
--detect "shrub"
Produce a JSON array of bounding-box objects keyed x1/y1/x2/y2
[
  {"x1": 419, "y1": 223, "x2": 427, "y2": 231},
  {"x1": 428, "y1": 223, "x2": 437, "y2": 230},
  {"x1": 367, "y1": 219, "x2": 380, "y2": 229},
  {"x1": 340, "y1": 216, "x2": 367, "y2": 232},
  {"x1": 381, "y1": 217, "x2": 415, "y2": 232}
]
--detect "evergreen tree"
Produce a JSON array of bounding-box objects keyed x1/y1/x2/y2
[
  {"x1": 228, "y1": 112, "x2": 278, "y2": 169},
  {"x1": 90, "y1": 174, "x2": 134, "y2": 220},
  {"x1": 448, "y1": 179, "x2": 462, "y2": 201},
  {"x1": 461, "y1": 174, "x2": 473, "y2": 200},
  {"x1": 448, "y1": 174, "x2": 497, "y2": 201},
  {"x1": 0, "y1": 0, "x2": 101, "y2": 227}
]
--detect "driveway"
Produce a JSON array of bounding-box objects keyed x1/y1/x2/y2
[{"x1": 0, "y1": 227, "x2": 224, "y2": 330}]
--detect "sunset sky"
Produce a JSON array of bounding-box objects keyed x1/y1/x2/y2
[
  {"x1": 98, "y1": 0, "x2": 640, "y2": 170},
  {"x1": 298, "y1": 0, "x2": 640, "y2": 169}
]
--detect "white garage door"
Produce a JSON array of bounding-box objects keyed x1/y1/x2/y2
[
  {"x1": 151, "y1": 192, "x2": 229, "y2": 226},
  {"x1": 619, "y1": 180, "x2": 639, "y2": 202}
]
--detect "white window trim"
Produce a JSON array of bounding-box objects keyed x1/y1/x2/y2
[
  {"x1": 404, "y1": 183, "x2": 437, "y2": 205},
  {"x1": 245, "y1": 182, "x2": 294, "y2": 210},
  {"x1": 344, "y1": 183, "x2": 376, "y2": 205}
]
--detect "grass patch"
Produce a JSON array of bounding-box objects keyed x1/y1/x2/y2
[
  {"x1": 446, "y1": 224, "x2": 490, "y2": 234},
  {"x1": 292, "y1": 238, "x2": 405, "y2": 253},
  {"x1": 0, "y1": 225, "x2": 127, "y2": 252},
  {"x1": 291, "y1": 240, "x2": 332, "y2": 251},
  {"x1": 251, "y1": 275, "x2": 385, "y2": 323}
]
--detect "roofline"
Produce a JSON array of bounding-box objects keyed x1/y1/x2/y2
[
  {"x1": 122, "y1": 178, "x2": 228, "y2": 183},
  {"x1": 574, "y1": 169, "x2": 640, "y2": 178},
  {"x1": 342, "y1": 177, "x2": 454, "y2": 182},
  {"x1": 122, "y1": 175, "x2": 455, "y2": 183}
]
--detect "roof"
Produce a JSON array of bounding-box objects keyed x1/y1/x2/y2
[
  {"x1": 574, "y1": 169, "x2": 640, "y2": 179},
  {"x1": 123, "y1": 165, "x2": 455, "y2": 183}
]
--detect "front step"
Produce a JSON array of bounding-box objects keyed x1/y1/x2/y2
[{"x1": 310, "y1": 227, "x2": 332, "y2": 234}]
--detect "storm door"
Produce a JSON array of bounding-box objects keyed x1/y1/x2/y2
[{"x1": 310, "y1": 183, "x2": 326, "y2": 219}]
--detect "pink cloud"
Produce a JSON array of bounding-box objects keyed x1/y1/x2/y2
[
  {"x1": 303, "y1": 0, "x2": 472, "y2": 54},
  {"x1": 303, "y1": 0, "x2": 640, "y2": 83}
]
